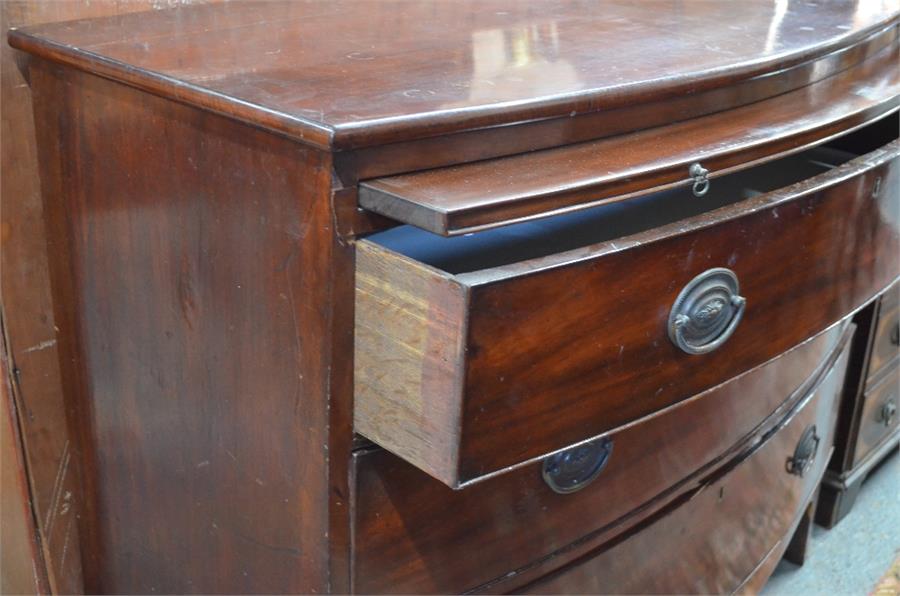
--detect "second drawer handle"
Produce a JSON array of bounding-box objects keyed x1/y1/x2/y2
[
  {"x1": 542, "y1": 437, "x2": 613, "y2": 494},
  {"x1": 668, "y1": 268, "x2": 746, "y2": 355},
  {"x1": 786, "y1": 425, "x2": 820, "y2": 477}
]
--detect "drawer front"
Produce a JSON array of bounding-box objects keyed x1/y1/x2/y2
[
  {"x1": 521, "y1": 343, "x2": 848, "y2": 595},
  {"x1": 855, "y1": 365, "x2": 900, "y2": 466},
  {"x1": 350, "y1": 325, "x2": 851, "y2": 594},
  {"x1": 868, "y1": 281, "x2": 900, "y2": 381},
  {"x1": 355, "y1": 141, "x2": 899, "y2": 487}
]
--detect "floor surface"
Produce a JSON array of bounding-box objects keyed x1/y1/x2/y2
[{"x1": 764, "y1": 447, "x2": 900, "y2": 595}]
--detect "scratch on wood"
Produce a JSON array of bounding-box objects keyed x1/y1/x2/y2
[
  {"x1": 59, "y1": 511, "x2": 74, "y2": 573},
  {"x1": 22, "y1": 338, "x2": 57, "y2": 353},
  {"x1": 231, "y1": 527, "x2": 303, "y2": 557},
  {"x1": 45, "y1": 440, "x2": 71, "y2": 532}
]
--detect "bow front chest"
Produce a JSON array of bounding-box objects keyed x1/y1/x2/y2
[{"x1": 9, "y1": 1, "x2": 899, "y2": 593}]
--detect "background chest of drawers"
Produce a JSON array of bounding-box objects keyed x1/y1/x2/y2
[
  {"x1": 818, "y1": 280, "x2": 900, "y2": 528},
  {"x1": 7, "y1": 1, "x2": 899, "y2": 593}
]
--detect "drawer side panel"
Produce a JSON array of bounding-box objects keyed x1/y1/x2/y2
[{"x1": 354, "y1": 241, "x2": 468, "y2": 485}]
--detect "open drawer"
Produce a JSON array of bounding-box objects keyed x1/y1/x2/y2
[{"x1": 354, "y1": 126, "x2": 899, "y2": 487}]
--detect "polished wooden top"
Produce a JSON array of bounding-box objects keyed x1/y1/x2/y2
[{"x1": 9, "y1": 1, "x2": 900, "y2": 150}]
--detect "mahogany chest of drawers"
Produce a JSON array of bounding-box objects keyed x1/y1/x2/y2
[{"x1": 8, "y1": 2, "x2": 899, "y2": 593}]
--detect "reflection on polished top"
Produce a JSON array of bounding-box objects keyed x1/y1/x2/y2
[{"x1": 9, "y1": 0, "x2": 899, "y2": 148}]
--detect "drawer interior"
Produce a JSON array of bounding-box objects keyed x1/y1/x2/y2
[{"x1": 367, "y1": 145, "x2": 856, "y2": 274}]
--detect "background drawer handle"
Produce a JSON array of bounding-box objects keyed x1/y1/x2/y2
[
  {"x1": 786, "y1": 425, "x2": 819, "y2": 477},
  {"x1": 881, "y1": 396, "x2": 897, "y2": 427},
  {"x1": 668, "y1": 268, "x2": 746, "y2": 355},
  {"x1": 542, "y1": 437, "x2": 613, "y2": 494}
]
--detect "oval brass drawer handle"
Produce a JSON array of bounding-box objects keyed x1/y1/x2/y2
[
  {"x1": 542, "y1": 437, "x2": 613, "y2": 494},
  {"x1": 668, "y1": 268, "x2": 746, "y2": 355},
  {"x1": 786, "y1": 425, "x2": 820, "y2": 477}
]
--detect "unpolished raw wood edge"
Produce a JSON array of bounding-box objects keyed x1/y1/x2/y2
[{"x1": 353, "y1": 240, "x2": 469, "y2": 488}]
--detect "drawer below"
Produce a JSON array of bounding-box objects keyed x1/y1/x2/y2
[
  {"x1": 855, "y1": 365, "x2": 900, "y2": 466},
  {"x1": 521, "y1": 342, "x2": 848, "y2": 595},
  {"x1": 350, "y1": 324, "x2": 852, "y2": 594}
]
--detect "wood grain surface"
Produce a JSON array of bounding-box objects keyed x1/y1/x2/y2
[
  {"x1": 8, "y1": 2, "x2": 899, "y2": 593},
  {"x1": 2, "y1": 2, "x2": 221, "y2": 593},
  {"x1": 1, "y1": 321, "x2": 48, "y2": 594},
  {"x1": 817, "y1": 284, "x2": 898, "y2": 528},
  {"x1": 8, "y1": 1, "x2": 898, "y2": 149},
  {"x1": 351, "y1": 325, "x2": 846, "y2": 594},
  {"x1": 354, "y1": 242, "x2": 468, "y2": 480},
  {"x1": 520, "y1": 339, "x2": 848, "y2": 594},
  {"x1": 869, "y1": 281, "x2": 900, "y2": 379},
  {"x1": 339, "y1": 22, "x2": 898, "y2": 183},
  {"x1": 355, "y1": 140, "x2": 899, "y2": 486},
  {"x1": 29, "y1": 61, "x2": 342, "y2": 594},
  {"x1": 359, "y1": 45, "x2": 899, "y2": 235},
  {"x1": 854, "y1": 368, "x2": 900, "y2": 466}
]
